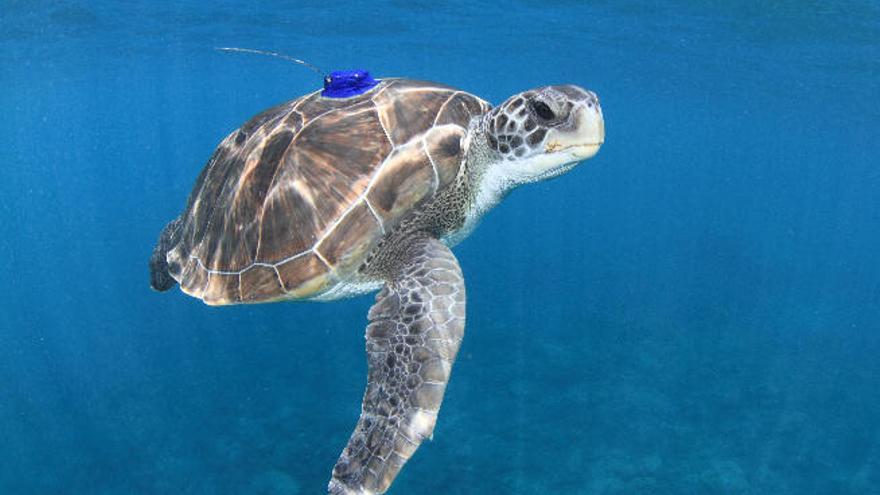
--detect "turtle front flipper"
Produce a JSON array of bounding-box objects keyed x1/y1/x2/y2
[{"x1": 329, "y1": 236, "x2": 465, "y2": 495}]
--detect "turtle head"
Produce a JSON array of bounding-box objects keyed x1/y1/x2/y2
[{"x1": 481, "y1": 85, "x2": 604, "y2": 187}]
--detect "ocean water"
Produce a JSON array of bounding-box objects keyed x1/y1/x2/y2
[{"x1": 2, "y1": 1, "x2": 879, "y2": 494}]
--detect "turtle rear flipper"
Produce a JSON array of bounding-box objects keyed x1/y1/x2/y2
[
  {"x1": 149, "y1": 216, "x2": 183, "y2": 292},
  {"x1": 329, "y1": 235, "x2": 465, "y2": 494}
]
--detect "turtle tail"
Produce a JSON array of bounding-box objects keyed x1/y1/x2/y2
[{"x1": 149, "y1": 216, "x2": 183, "y2": 292}]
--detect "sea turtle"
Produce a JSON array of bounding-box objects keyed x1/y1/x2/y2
[{"x1": 149, "y1": 72, "x2": 604, "y2": 494}]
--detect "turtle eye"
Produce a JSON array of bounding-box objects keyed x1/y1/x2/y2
[
  {"x1": 531, "y1": 100, "x2": 555, "y2": 121},
  {"x1": 324, "y1": 76, "x2": 332, "y2": 85}
]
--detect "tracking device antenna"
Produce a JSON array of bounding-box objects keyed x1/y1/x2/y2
[
  {"x1": 215, "y1": 46, "x2": 381, "y2": 99},
  {"x1": 214, "y1": 47, "x2": 324, "y2": 74}
]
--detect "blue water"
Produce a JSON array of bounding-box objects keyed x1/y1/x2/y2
[{"x1": 2, "y1": 1, "x2": 879, "y2": 494}]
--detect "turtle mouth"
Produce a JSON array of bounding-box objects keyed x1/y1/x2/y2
[{"x1": 545, "y1": 141, "x2": 603, "y2": 160}]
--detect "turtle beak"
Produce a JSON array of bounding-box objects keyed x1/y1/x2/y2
[{"x1": 545, "y1": 93, "x2": 604, "y2": 161}]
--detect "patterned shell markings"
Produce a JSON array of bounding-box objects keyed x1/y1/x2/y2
[{"x1": 165, "y1": 79, "x2": 490, "y2": 305}]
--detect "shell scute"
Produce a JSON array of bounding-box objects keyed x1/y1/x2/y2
[
  {"x1": 286, "y1": 102, "x2": 391, "y2": 226},
  {"x1": 283, "y1": 110, "x2": 304, "y2": 130},
  {"x1": 276, "y1": 253, "x2": 333, "y2": 297},
  {"x1": 367, "y1": 142, "x2": 435, "y2": 227},
  {"x1": 373, "y1": 83, "x2": 456, "y2": 146},
  {"x1": 434, "y1": 92, "x2": 483, "y2": 127},
  {"x1": 202, "y1": 192, "x2": 257, "y2": 272},
  {"x1": 184, "y1": 141, "x2": 238, "y2": 251},
  {"x1": 424, "y1": 125, "x2": 467, "y2": 189},
  {"x1": 240, "y1": 265, "x2": 283, "y2": 302},
  {"x1": 202, "y1": 272, "x2": 240, "y2": 306},
  {"x1": 239, "y1": 100, "x2": 293, "y2": 137},
  {"x1": 256, "y1": 182, "x2": 321, "y2": 262},
  {"x1": 316, "y1": 201, "x2": 383, "y2": 274},
  {"x1": 296, "y1": 89, "x2": 375, "y2": 122},
  {"x1": 240, "y1": 130, "x2": 294, "y2": 209},
  {"x1": 176, "y1": 257, "x2": 207, "y2": 300}
]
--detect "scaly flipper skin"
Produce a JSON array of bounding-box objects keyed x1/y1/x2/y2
[
  {"x1": 328, "y1": 236, "x2": 465, "y2": 494},
  {"x1": 149, "y1": 216, "x2": 182, "y2": 292}
]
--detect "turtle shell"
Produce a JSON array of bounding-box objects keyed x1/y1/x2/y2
[{"x1": 165, "y1": 79, "x2": 490, "y2": 305}]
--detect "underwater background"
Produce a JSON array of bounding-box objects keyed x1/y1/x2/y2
[{"x1": 2, "y1": 1, "x2": 879, "y2": 493}]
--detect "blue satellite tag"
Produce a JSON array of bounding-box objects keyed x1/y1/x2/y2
[{"x1": 322, "y1": 70, "x2": 380, "y2": 98}]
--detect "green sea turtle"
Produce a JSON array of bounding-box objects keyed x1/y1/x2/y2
[{"x1": 149, "y1": 74, "x2": 604, "y2": 494}]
